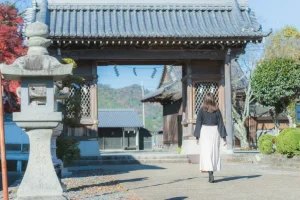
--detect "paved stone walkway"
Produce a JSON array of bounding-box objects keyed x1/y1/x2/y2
[{"x1": 93, "y1": 163, "x2": 300, "y2": 200}]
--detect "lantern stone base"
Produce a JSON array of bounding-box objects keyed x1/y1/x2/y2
[
  {"x1": 16, "y1": 129, "x2": 63, "y2": 200},
  {"x1": 14, "y1": 112, "x2": 62, "y2": 129},
  {"x1": 180, "y1": 138, "x2": 201, "y2": 155}
]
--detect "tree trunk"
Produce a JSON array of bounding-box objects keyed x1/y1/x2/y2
[
  {"x1": 287, "y1": 114, "x2": 294, "y2": 128},
  {"x1": 270, "y1": 110, "x2": 280, "y2": 135},
  {"x1": 281, "y1": 101, "x2": 294, "y2": 128},
  {"x1": 232, "y1": 100, "x2": 250, "y2": 149},
  {"x1": 234, "y1": 122, "x2": 250, "y2": 149}
]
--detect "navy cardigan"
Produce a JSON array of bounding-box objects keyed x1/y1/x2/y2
[{"x1": 193, "y1": 108, "x2": 227, "y2": 141}]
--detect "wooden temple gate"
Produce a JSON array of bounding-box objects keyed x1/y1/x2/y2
[{"x1": 25, "y1": 0, "x2": 266, "y2": 153}]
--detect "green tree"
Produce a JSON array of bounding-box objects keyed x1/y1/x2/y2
[
  {"x1": 264, "y1": 26, "x2": 300, "y2": 61},
  {"x1": 252, "y1": 27, "x2": 300, "y2": 129},
  {"x1": 251, "y1": 57, "x2": 300, "y2": 127}
]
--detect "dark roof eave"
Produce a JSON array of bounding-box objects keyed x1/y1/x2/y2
[
  {"x1": 141, "y1": 92, "x2": 181, "y2": 103},
  {"x1": 49, "y1": 35, "x2": 266, "y2": 41}
]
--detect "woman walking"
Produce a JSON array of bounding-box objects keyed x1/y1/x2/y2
[{"x1": 194, "y1": 93, "x2": 227, "y2": 183}]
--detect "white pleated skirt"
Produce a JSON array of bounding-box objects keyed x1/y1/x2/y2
[{"x1": 199, "y1": 125, "x2": 221, "y2": 172}]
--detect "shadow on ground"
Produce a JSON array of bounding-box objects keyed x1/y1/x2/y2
[
  {"x1": 69, "y1": 163, "x2": 166, "y2": 177},
  {"x1": 67, "y1": 177, "x2": 148, "y2": 192},
  {"x1": 214, "y1": 175, "x2": 261, "y2": 183},
  {"x1": 0, "y1": 172, "x2": 24, "y2": 190},
  {"x1": 165, "y1": 197, "x2": 188, "y2": 200},
  {"x1": 129, "y1": 177, "x2": 198, "y2": 190}
]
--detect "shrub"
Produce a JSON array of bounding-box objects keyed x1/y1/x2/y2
[
  {"x1": 276, "y1": 128, "x2": 300, "y2": 158},
  {"x1": 258, "y1": 134, "x2": 276, "y2": 154},
  {"x1": 56, "y1": 136, "x2": 80, "y2": 165}
]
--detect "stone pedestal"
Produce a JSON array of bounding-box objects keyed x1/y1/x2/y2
[
  {"x1": 52, "y1": 124, "x2": 64, "y2": 169},
  {"x1": 180, "y1": 137, "x2": 200, "y2": 163},
  {"x1": 17, "y1": 129, "x2": 64, "y2": 200},
  {"x1": 180, "y1": 138, "x2": 200, "y2": 155}
]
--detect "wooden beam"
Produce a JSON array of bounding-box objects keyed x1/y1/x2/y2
[
  {"x1": 0, "y1": 72, "x2": 8, "y2": 200},
  {"x1": 98, "y1": 60, "x2": 182, "y2": 66},
  {"x1": 55, "y1": 49, "x2": 225, "y2": 60},
  {"x1": 182, "y1": 74, "x2": 221, "y2": 82}
]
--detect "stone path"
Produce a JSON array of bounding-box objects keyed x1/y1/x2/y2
[
  {"x1": 94, "y1": 163, "x2": 300, "y2": 200},
  {"x1": 2, "y1": 163, "x2": 300, "y2": 199}
]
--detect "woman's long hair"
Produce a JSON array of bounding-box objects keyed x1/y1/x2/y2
[{"x1": 201, "y1": 93, "x2": 219, "y2": 113}]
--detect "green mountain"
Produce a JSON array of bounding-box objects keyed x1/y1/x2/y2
[{"x1": 98, "y1": 84, "x2": 163, "y2": 131}]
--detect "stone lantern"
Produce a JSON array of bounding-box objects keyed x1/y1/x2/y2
[{"x1": 0, "y1": 22, "x2": 73, "y2": 200}]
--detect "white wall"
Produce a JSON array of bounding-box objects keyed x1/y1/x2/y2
[
  {"x1": 5, "y1": 122, "x2": 101, "y2": 158},
  {"x1": 5, "y1": 122, "x2": 29, "y2": 145},
  {"x1": 78, "y1": 140, "x2": 100, "y2": 157}
]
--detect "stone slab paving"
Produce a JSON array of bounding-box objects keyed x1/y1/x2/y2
[{"x1": 96, "y1": 163, "x2": 300, "y2": 200}]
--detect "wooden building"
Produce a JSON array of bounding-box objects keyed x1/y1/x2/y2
[
  {"x1": 142, "y1": 66, "x2": 182, "y2": 149},
  {"x1": 98, "y1": 109, "x2": 144, "y2": 150},
  {"x1": 246, "y1": 104, "x2": 289, "y2": 148},
  {"x1": 142, "y1": 61, "x2": 248, "y2": 149},
  {"x1": 25, "y1": 0, "x2": 268, "y2": 154}
]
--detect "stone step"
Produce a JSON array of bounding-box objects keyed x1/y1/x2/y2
[
  {"x1": 79, "y1": 154, "x2": 188, "y2": 160},
  {"x1": 72, "y1": 158, "x2": 189, "y2": 166}
]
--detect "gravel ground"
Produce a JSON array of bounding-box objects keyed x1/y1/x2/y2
[
  {"x1": 62, "y1": 169, "x2": 140, "y2": 200},
  {"x1": 1, "y1": 170, "x2": 140, "y2": 200}
]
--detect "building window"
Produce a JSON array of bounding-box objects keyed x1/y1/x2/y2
[
  {"x1": 194, "y1": 82, "x2": 219, "y2": 115},
  {"x1": 66, "y1": 126, "x2": 90, "y2": 138}
]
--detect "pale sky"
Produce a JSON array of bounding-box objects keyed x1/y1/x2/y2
[{"x1": 249, "y1": 0, "x2": 300, "y2": 31}]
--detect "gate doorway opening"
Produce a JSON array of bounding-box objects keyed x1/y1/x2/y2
[{"x1": 97, "y1": 64, "x2": 166, "y2": 151}]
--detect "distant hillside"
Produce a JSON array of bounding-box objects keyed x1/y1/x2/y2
[{"x1": 98, "y1": 84, "x2": 162, "y2": 131}]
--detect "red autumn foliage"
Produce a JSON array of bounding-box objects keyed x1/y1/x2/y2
[{"x1": 0, "y1": 3, "x2": 27, "y2": 113}]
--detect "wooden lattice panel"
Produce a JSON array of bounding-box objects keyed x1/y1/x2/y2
[
  {"x1": 194, "y1": 82, "x2": 219, "y2": 115},
  {"x1": 65, "y1": 82, "x2": 91, "y2": 118}
]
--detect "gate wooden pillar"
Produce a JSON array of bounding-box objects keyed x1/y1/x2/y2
[
  {"x1": 90, "y1": 61, "x2": 99, "y2": 136},
  {"x1": 219, "y1": 64, "x2": 226, "y2": 117},
  {"x1": 186, "y1": 61, "x2": 194, "y2": 137},
  {"x1": 224, "y1": 49, "x2": 233, "y2": 151},
  {"x1": 181, "y1": 65, "x2": 188, "y2": 136},
  {"x1": 181, "y1": 60, "x2": 194, "y2": 138},
  {"x1": 180, "y1": 61, "x2": 200, "y2": 155}
]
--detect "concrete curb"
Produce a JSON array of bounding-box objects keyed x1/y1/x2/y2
[{"x1": 222, "y1": 153, "x2": 300, "y2": 169}]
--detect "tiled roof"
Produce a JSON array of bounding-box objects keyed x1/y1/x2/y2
[
  {"x1": 27, "y1": 0, "x2": 266, "y2": 39},
  {"x1": 142, "y1": 80, "x2": 182, "y2": 103},
  {"x1": 142, "y1": 65, "x2": 182, "y2": 103},
  {"x1": 98, "y1": 109, "x2": 143, "y2": 128}
]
